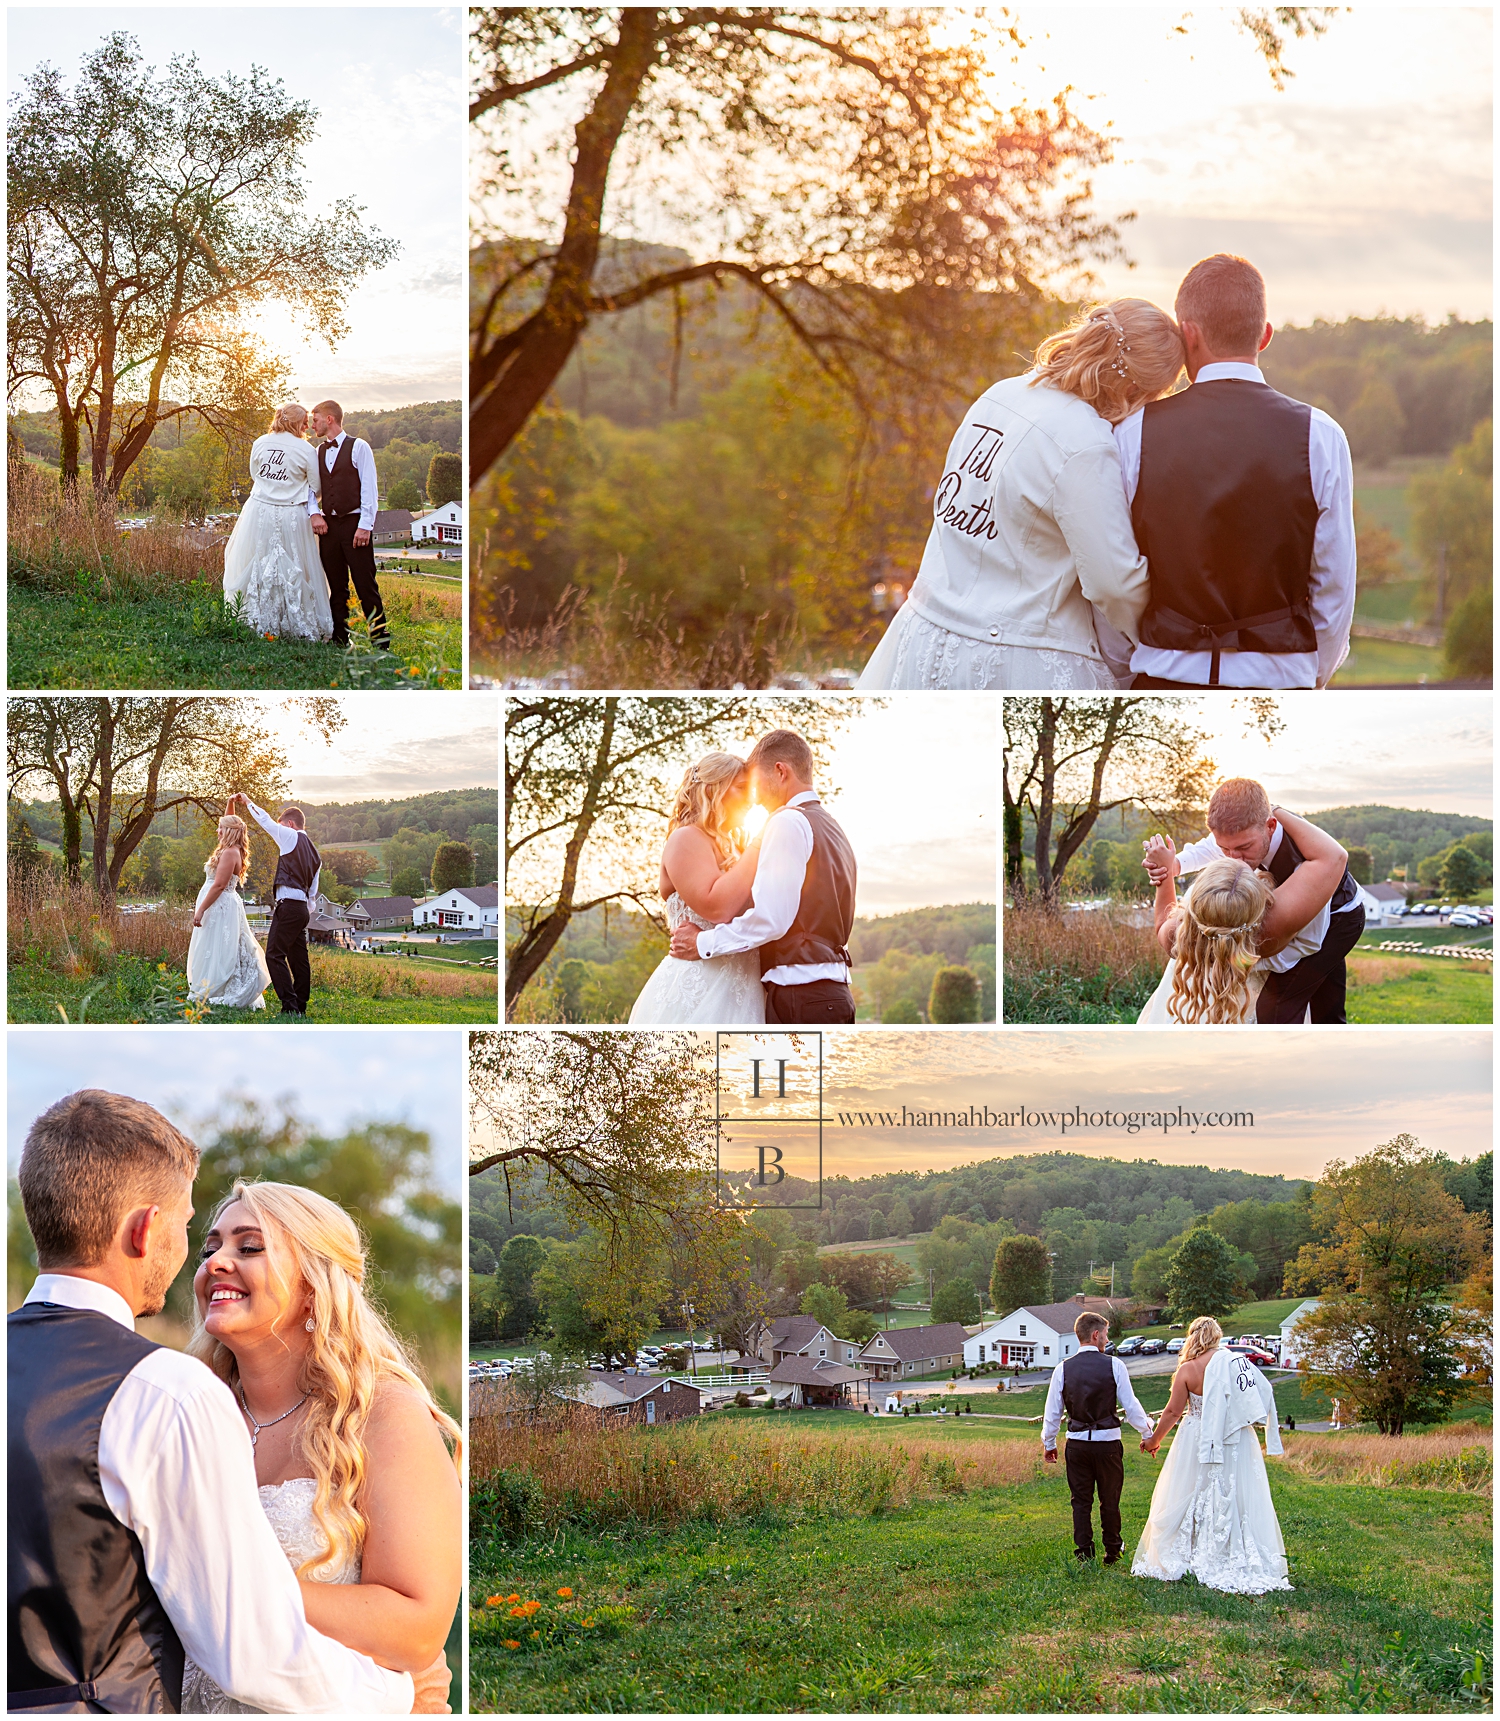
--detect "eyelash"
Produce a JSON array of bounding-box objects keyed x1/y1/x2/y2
[{"x1": 198, "y1": 1242, "x2": 264, "y2": 1261}]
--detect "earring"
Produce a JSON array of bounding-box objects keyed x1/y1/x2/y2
[{"x1": 304, "y1": 1317, "x2": 315, "y2": 1332}]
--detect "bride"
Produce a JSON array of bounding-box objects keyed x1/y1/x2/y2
[
  {"x1": 1137, "y1": 808, "x2": 1349, "y2": 1024},
  {"x1": 223, "y1": 404, "x2": 334, "y2": 642},
  {"x1": 857, "y1": 299, "x2": 1186, "y2": 690},
  {"x1": 628, "y1": 752, "x2": 766, "y2": 1024},
  {"x1": 183, "y1": 1181, "x2": 462, "y2": 1713},
  {"x1": 186, "y1": 813, "x2": 273, "y2": 1010},
  {"x1": 1133, "y1": 1316, "x2": 1291, "y2": 1595}
]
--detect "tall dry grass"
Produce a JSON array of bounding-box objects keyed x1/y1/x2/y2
[
  {"x1": 308, "y1": 947, "x2": 495, "y2": 1000},
  {"x1": 9, "y1": 877, "x2": 191, "y2": 977},
  {"x1": 472, "y1": 570, "x2": 808, "y2": 690},
  {"x1": 8, "y1": 459, "x2": 220, "y2": 597},
  {"x1": 470, "y1": 1406, "x2": 1042, "y2": 1536},
  {"x1": 1004, "y1": 899, "x2": 1164, "y2": 1021},
  {"x1": 1278, "y1": 1427, "x2": 1491, "y2": 1493}
]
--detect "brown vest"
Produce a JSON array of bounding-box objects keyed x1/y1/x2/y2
[{"x1": 759, "y1": 799, "x2": 857, "y2": 974}]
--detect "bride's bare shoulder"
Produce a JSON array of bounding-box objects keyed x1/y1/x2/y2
[
  {"x1": 663, "y1": 824, "x2": 713, "y2": 858},
  {"x1": 365, "y1": 1380, "x2": 452, "y2": 1459}
]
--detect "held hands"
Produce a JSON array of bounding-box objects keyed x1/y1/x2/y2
[
  {"x1": 669, "y1": 922, "x2": 704, "y2": 962},
  {"x1": 1142, "y1": 833, "x2": 1178, "y2": 886},
  {"x1": 409, "y1": 1651, "x2": 452, "y2": 1714},
  {"x1": 310, "y1": 513, "x2": 329, "y2": 536}
]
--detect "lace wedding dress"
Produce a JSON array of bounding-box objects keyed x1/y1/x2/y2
[
  {"x1": 186, "y1": 863, "x2": 272, "y2": 1010},
  {"x1": 627, "y1": 894, "x2": 766, "y2": 1024},
  {"x1": 1131, "y1": 1391, "x2": 1292, "y2": 1594},
  {"x1": 180, "y1": 1479, "x2": 360, "y2": 1713},
  {"x1": 857, "y1": 604, "x2": 1126, "y2": 691},
  {"x1": 223, "y1": 433, "x2": 334, "y2": 641}
]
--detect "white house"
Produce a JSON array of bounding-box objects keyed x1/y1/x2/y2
[
  {"x1": 413, "y1": 884, "x2": 499, "y2": 939},
  {"x1": 1279, "y1": 1298, "x2": 1322, "y2": 1368},
  {"x1": 1361, "y1": 882, "x2": 1406, "y2": 927},
  {"x1": 964, "y1": 1301, "x2": 1094, "y2": 1370},
  {"x1": 411, "y1": 501, "x2": 464, "y2": 546}
]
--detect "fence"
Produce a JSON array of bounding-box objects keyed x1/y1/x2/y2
[{"x1": 1374, "y1": 941, "x2": 1493, "y2": 960}]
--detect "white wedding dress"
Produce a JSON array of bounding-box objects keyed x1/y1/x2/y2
[
  {"x1": 180, "y1": 1479, "x2": 360, "y2": 1713},
  {"x1": 858, "y1": 604, "x2": 1126, "y2": 691},
  {"x1": 1132, "y1": 1390, "x2": 1292, "y2": 1595},
  {"x1": 186, "y1": 863, "x2": 272, "y2": 1010},
  {"x1": 627, "y1": 893, "x2": 766, "y2": 1024},
  {"x1": 222, "y1": 433, "x2": 334, "y2": 641},
  {"x1": 1137, "y1": 958, "x2": 1269, "y2": 1025}
]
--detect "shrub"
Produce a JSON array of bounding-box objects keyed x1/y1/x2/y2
[{"x1": 928, "y1": 965, "x2": 980, "y2": 1023}]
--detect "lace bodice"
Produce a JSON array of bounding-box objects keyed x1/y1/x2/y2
[
  {"x1": 203, "y1": 860, "x2": 240, "y2": 894},
  {"x1": 1183, "y1": 1390, "x2": 1204, "y2": 1421},
  {"x1": 179, "y1": 1480, "x2": 359, "y2": 1714},
  {"x1": 664, "y1": 890, "x2": 713, "y2": 934}
]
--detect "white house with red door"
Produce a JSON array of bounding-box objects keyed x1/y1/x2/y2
[
  {"x1": 964, "y1": 1301, "x2": 1094, "y2": 1369},
  {"x1": 411, "y1": 501, "x2": 464, "y2": 546},
  {"x1": 413, "y1": 883, "x2": 498, "y2": 939}
]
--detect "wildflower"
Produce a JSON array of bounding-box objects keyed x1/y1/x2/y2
[
  {"x1": 506, "y1": 1593, "x2": 520, "y2": 1603},
  {"x1": 530, "y1": 1631, "x2": 540, "y2": 1641},
  {"x1": 582, "y1": 1619, "x2": 594, "y2": 1629},
  {"x1": 502, "y1": 1639, "x2": 520, "y2": 1650},
  {"x1": 509, "y1": 1606, "x2": 526, "y2": 1617},
  {"x1": 263, "y1": 632, "x2": 276, "y2": 641},
  {"x1": 557, "y1": 1587, "x2": 573, "y2": 1599},
  {"x1": 486, "y1": 1595, "x2": 505, "y2": 1607},
  {"x1": 522, "y1": 1600, "x2": 542, "y2": 1615}
]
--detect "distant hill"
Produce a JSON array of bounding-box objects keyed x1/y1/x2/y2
[{"x1": 1306, "y1": 805, "x2": 1491, "y2": 849}]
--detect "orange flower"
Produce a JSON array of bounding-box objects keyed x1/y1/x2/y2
[
  {"x1": 506, "y1": 1593, "x2": 520, "y2": 1603},
  {"x1": 263, "y1": 632, "x2": 276, "y2": 640},
  {"x1": 522, "y1": 1600, "x2": 542, "y2": 1615},
  {"x1": 509, "y1": 1606, "x2": 526, "y2": 1617},
  {"x1": 502, "y1": 1639, "x2": 520, "y2": 1650},
  {"x1": 485, "y1": 1595, "x2": 505, "y2": 1607},
  {"x1": 529, "y1": 1630, "x2": 540, "y2": 1640},
  {"x1": 556, "y1": 1587, "x2": 573, "y2": 1599}
]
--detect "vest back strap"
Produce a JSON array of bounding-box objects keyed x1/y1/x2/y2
[
  {"x1": 1144, "y1": 601, "x2": 1306, "y2": 686},
  {"x1": 10, "y1": 1682, "x2": 100, "y2": 1708}
]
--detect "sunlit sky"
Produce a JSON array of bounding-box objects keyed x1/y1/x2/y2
[
  {"x1": 6, "y1": 1028, "x2": 463, "y2": 1192},
  {"x1": 484, "y1": 7, "x2": 1491, "y2": 325},
  {"x1": 548, "y1": 694, "x2": 998, "y2": 918},
  {"x1": 260, "y1": 693, "x2": 497, "y2": 801},
  {"x1": 1082, "y1": 690, "x2": 1493, "y2": 820},
  {"x1": 807, "y1": 1028, "x2": 1491, "y2": 1182},
  {"x1": 11, "y1": 7, "x2": 464, "y2": 409}
]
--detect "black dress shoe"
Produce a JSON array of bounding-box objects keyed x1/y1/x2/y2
[{"x1": 1103, "y1": 1552, "x2": 1123, "y2": 1565}]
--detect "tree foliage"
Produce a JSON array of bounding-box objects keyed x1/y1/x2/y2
[
  {"x1": 8, "y1": 33, "x2": 396, "y2": 495},
  {"x1": 990, "y1": 1232, "x2": 1052, "y2": 1313},
  {"x1": 432, "y1": 840, "x2": 476, "y2": 893},
  {"x1": 1162, "y1": 1226, "x2": 1246, "y2": 1322},
  {"x1": 930, "y1": 1275, "x2": 981, "y2": 1324}
]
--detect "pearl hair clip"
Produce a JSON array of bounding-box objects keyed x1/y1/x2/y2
[{"x1": 1090, "y1": 307, "x2": 1133, "y2": 377}]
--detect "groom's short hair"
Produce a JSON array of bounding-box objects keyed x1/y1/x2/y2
[
  {"x1": 279, "y1": 806, "x2": 306, "y2": 829},
  {"x1": 1175, "y1": 254, "x2": 1267, "y2": 357},
  {"x1": 19, "y1": 1090, "x2": 200, "y2": 1268},
  {"x1": 311, "y1": 399, "x2": 343, "y2": 424},
  {"x1": 1074, "y1": 1311, "x2": 1110, "y2": 1343},
  {"x1": 748, "y1": 729, "x2": 815, "y2": 782},
  {"x1": 1207, "y1": 778, "x2": 1272, "y2": 835}
]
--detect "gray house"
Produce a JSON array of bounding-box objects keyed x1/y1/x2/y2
[
  {"x1": 348, "y1": 895, "x2": 417, "y2": 930},
  {"x1": 856, "y1": 1322, "x2": 970, "y2": 1382}
]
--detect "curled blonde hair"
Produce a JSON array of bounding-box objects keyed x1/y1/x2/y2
[
  {"x1": 668, "y1": 752, "x2": 749, "y2": 869},
  {"x1": 187, "y1": 1180, "x2": 462, "y2": 1579},
  {"x1": 208, "y1": 815, "x2": 250, "y2": 885},
  {"x1": 1179, "y1": 1314, "x2": 1224, "y2": 1364},
  {"x1": 1167, "y1": 857, "x2": 1274, "y2": 1025},
  {"x1": 270, "y1": 402, "x2": 309, "y2": 437},
  {"x1": 1030, "y1": 298, "x2": 1186, "y2": 423}
]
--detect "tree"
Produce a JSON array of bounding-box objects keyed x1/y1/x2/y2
[
  {"x1": 1003, "y1": 696, "x2": 1280, "y2": 903},
  {"x1": 1341, "y1": 377, "x2": 1405, "y2": 466},
  {"x1": 322, "y1": 847, "x2": 378, "y2": 887},
  {"x1": 1412, "y1": 419, "x2": 1491, "y2": 621},
  {"x1": 426, "y1": 452, "x2": 462, "y2": 507},
  {"x1": 8, "y1": 34, "x2": 397, "y2": 496},
  {"x1": 431, "y1": 840, "x2": 476, "y2": 893},
  {"x1": 928, "y1": 966, "x2": 980, "y2": 1024},
  {"x1": 504, "y1": 694, "x2": 854, "y2": 1011},
  {"x1": 1345, "y1": 844, "x2": 1373, "y2": 886},
  {"x1": 1162, "y1": 1226, "x2": 1245, "y2": 1322},
  {"x1": 990, "y1": 1234, "x2": 1052, "y2": 1313},
  {"x1": 494, "y1": 1234, "x2": 548, "y2": 1341},
  {"x1": 387, "y1": 477, "x2": 423, "y2": 511},
  {"x1": 931, "y1": 1276, "x2": 981, "y2": 1324},
  {"x1": 1442, "y1": 843, "x2": 1485, "y2": 900},
  {"x1": 867, "y1": 1209, "x2": 889, "y2": 1239},
  {"x1": 7, "y1": 696, "x2": 344, "y2": 905},
  {"x1": 1284, "y1": 1133, "x2": 1490, "y2": 1434},
  {"x1": 392, "y1": 864, "x2": 425, "y2": 899},
  {"x1": 800, "y1": 1281, "x2": 850, "y2": 1333},
  {"x1": 469, "y1": 8, "x2": 1330, "y2": 480}
]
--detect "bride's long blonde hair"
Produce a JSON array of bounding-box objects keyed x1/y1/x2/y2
[
  {"x1": 207, "y1": 815, "x2": 251, "y2": 885},
  {"x1": 1178, "y1": 1314, "x2": 1224, "y2": 1365},
  {"x1": 187, "y1": 1180, "x2": 462, "y2": 1579},
  {"x1": 667, "y1": 752, "x2": 749, "y2": 868},
  {"x1": 1167, "y1": 858, "x2": 1274, "y2": 1024},
  {"x1": 270, "y1": 403, "x2": 309, "y2": 437}
]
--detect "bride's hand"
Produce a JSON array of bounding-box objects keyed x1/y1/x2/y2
[
  {"x1": 409, "y1": 1651, "x2": 452, "y2": 1714},
  {"x1": 192, "y1": 914, "x2": 204, "y2": 928}
]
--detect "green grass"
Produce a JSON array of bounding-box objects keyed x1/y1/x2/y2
[
  {"x1": 1001, "y1": 965, "x2": 1157, "y2": 1025},
  {"x1": 1354, "y1": 580, "x2": 1428, "y2": 624},
  {"x1": 1347, "y1": 958, "x2": 1492, "y2": 1025},
  {"x1": 470, "y1": 1414, "x2": 1491, "y2": 1713},
  {"x1": 7, "y1": 575, "x2": 460, "y2": 689},
  {"x1": 1361, "y1": 923, "x2": 1492, "y2": 950},
  {"x1": 1332, "y1": 636, "x2": 1448, "y2": 686}
]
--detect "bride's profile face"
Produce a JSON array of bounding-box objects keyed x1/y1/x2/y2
[
  {"x1": 194, "y1": 1200, "x2": 305, "y2": 1349},
  {"x1": 722, "y1": 776, "x2": 753, "y2": 827}
]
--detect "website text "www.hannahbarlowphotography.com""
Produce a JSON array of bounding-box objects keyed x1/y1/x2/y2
[{"x1": 833, "y1": 1106, "x2": 1254, "y2": 1137}]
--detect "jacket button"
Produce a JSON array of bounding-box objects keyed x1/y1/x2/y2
[{"x1": 989, "y1": 627, "x2": 999, "y2": 637}]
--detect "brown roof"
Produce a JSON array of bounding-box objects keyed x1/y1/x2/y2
[
  {"x1": 576, "y1": 1371, "x2": 701, "y2": 1404},
  {"x1": 859, "y1": 1322, "x2": 970, "y2": 1362},
  {"x1": 351, "y1": 896, "x2": 416, "y2": 920},
  {"x1": 762, "y1": 1315, "x2": 830, "y2": 1353},
  {"x1": 999, "y1": 1301, "x2": 1112, "y2": 1333},
  {"x1": 766, "y1": 1357, "x2": 872, "y2": 1387}
]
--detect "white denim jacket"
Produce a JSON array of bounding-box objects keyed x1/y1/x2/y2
[
  {"x1": 1198, "y1": 1346, "x2": 1285, "y2": 1466},
  {"x1": 901, "y1": 371, "x2": 1150, "y2": 665}
]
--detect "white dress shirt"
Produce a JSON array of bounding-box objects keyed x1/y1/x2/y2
[
  {"x1": 1114, "y1": 363, "x2": 1357, "y2": 688},
  {"x1": 22, "y1": 1275, "x2": 413, "y2": 1715},
  {"x1": 693, "y1": 790, "x2": 851, "y2": 986},
  {"x1": 245, "y1": 798, "x2": 321, "y2": 903},
  {"x1": 307, "y1": 432, "x2": 379, "y2": 531},
  {"x1": 1175, "y1": 821, "x2": 1338, "y2": 974},
  {"x1": 1041, "y1": 1352, "x2": 1155, "y2": 1451}
]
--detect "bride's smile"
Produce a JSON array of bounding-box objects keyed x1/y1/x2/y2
[{"x1": 194, "y1": 1207, "x2": 305, "y2": 1346}]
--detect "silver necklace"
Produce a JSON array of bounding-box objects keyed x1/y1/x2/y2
[{"x1": 238, "y1": 1385, "x2": 309, "y2": 1450}]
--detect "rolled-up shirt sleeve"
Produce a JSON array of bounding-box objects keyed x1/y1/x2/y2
[
  {"x1": 99, "y1": 1353, "x2": 414, "y2": 1714},
  {"x1": 1052, "y1": 443, "x2": 1151, "y2": 645},
  {"x1": 244, "y1": 798, "x2": 300, "y2": 857},
  {"x1": 694, "y1": 808, "x2": 812, "y2": 960},
  {"x1": 1174, "y1": 836, "x2": 1224, "y2": 875},
  {"x1": 1041, "y1": 1362, "x2": 1066, "y2": 1451},
  {"x1": 1112, "y1": 1357, "x2": 1154, "y2": 1439}
]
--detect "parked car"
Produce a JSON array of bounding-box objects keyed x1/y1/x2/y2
[
  {"x1": 1241, "y1": 1348, "x2": 1278, "y2": 1368},
  {"x1": 1165, "y1": 1338, "x2": 1186, "y2": 1353},
  {"x1": 1450, "y1": 911, "x2": 1481, "y2": 928},
  {"x1": 1137, "y1": 1338, "x2": 1168, "y2": 1355},
  {"x1": 1116, "y1": 1336, "x2": 1145, "y2": 1355}
]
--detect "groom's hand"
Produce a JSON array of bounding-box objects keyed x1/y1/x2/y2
[
  {"x1": 310, "y1": 512, "x2": 328, "y2": 536},
  {"x1": 353, "y1": 527, "x2": 371, "y2": 548},
  {"x1": 1043, "y1": 1446, "x2": 1057, "y2": 1464},
  {"x1": 669, "y1": 923, "x2": 704, "y2": 961}
]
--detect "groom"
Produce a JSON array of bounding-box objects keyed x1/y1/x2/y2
[
  {"x1": 1144, "y1": 777, "x2": 1365, "y2": 1024},
  {"x1": 1117, "y1": 252, "x2": 1356, "y2": 689},
  {"x1": 308, "y1": 400, "x2": 390, "y2": 650},
  {"x1": 7, "y1": 1089, "x2": 437, "y2": 1712},
  {"x1": 1042, "y1": 1311, "x2": 1156, "y2": 1563},
  {"x1": 235, "y1": 793, "x2": 321, "y2": 1017},
  {"x1": 667, "y1": 728, "x2": 858, "y2": 1023}
]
